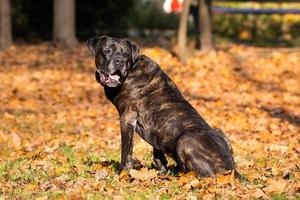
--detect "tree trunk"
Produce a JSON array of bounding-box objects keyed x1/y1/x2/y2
[
  {"x1": 53, "y1": 0, "x2": 78, "y2": 48},
  {"x1": 198, "y1": 0, "x2": 214, "y2": 51},
  {"x1": 0, "y1": 0, "x2": 12, "y2": 50},
  {"x1": 178, "y1": 0, "x2": 191, "y2": 64}
]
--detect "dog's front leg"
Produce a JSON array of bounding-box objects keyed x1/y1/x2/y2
[
  {"x1": 118, "y1": 113, "x2": 140, "y2": 173},
  {"x1": 120, "y1": 120, "x2": 134, "y2": 170}
]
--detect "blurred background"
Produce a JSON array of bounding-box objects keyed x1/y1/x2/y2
[{"x1": 1, "y1": 0, "x2": 300, "y2": 51}]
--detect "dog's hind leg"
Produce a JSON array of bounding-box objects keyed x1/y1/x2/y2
[
  {"x1": 153, "y1": 148, "x2": 168, "y2": 175},
  {"x1": 176, "y1": 132, "x2": 215, "y2": 177},
  {"x1": 176, "y1": 129, "x2": 234, "y2": 177}
]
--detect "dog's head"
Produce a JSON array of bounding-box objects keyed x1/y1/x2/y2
[{"x1": 87, "y1": 36, "x2": 139, "y2": 87}]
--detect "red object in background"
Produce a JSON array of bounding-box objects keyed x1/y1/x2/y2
[
  {"x1": 163, "y1": 0, "x2": 183, "y2": 13},
  {"x1": 171, "y1": 0, "x2": 181, "y2": 12}
]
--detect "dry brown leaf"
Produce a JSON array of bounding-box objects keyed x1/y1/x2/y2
[
  {"x1": 0, "y1": 131, "x2": 7, "y2": 143},
  {"x1": 69, "y1": 193, "x2": 84, "y2": 200},
  {"x1": 95, "y1": 169, "x2": 109, "y2": 181},
  {"x1": 11, "y1": 132, "x2": 21, "y2": 150},
  {"x1": 177, "y1": 171, "x2": 197, "y2": 186},
  {"x1": 202, "y1": 193, "x2": 215, "y2": 200},
  {"x1": 129, "y1": 168, "x2": 158, "y2": 181},
  {"x1": 216, "y1": 171, "x2": 235, "y2": 186},
  {"x1": 119, "y1": 170, "x2": 130, "y2": 181},
  {"x1": 207, "y1": 187, "x2": 220, "y2": 193},
  {"x1": 250, "y1": 188, "x2": 270, "y2": 200},
  {"x1": 263, "y1": 179, "x2": 288, "y2": 194}
]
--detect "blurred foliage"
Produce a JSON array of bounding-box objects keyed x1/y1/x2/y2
[
  {"x1": 11, "y1": 0, "x2": 53, "y2": 42},
  {"x1": 11, "y1": 0, "x2": 134, "y2": 41},
  {"x1": 212, "y1": 2, "x2": 300, "y2": 46},
  {"x1": 9, "y1": 0, "x2": 300, "y2": 46},
  {"x1": 76, "y1": 0, "x2": 134, "y2": 39},
  {"x1": 128, "y1": 0, "x2": 178, "y2": 30}
]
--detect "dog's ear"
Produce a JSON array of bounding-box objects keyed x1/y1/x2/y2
[
  {"x1": 125, "y1": 39, "x2": 140, "y2": 63},
  {"x1": 86, "y1": 36, "x2": 108, "y2": 56}
]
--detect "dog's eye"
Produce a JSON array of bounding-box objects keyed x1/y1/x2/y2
[{"x1": 103, "y1": 49, "x2": 111, "y2": 55}]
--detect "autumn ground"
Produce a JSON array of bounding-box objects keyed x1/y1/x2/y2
[{"x1": 0, "y1": 43, "x2": 299, "y2": 200}]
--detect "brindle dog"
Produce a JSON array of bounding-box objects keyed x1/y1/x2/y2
[{"x1": 87, "y1": 36, "x2": 235, "y2": 177}]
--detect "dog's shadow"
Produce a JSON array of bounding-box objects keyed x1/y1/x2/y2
[
  {"x1": 100, "y1": 160, "x2": 180, "y2": 176},
  {"x1": 100, "y1": 160, "x2": 121, "y2": 173}
]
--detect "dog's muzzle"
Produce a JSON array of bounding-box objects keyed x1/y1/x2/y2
[{"x1": 95, "y1": 69, "x2": 121, "y2": 87}]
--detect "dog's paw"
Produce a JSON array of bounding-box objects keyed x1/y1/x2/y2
[
  {"x1": 158, "y1": 167, "x2": 168, "y2": 176},
  {"x1": 129, "y1": 159, "x2": 142, "y2": 169},
  {"x1": 118, "y1": 159, "x2": 142, "y2": 174}
]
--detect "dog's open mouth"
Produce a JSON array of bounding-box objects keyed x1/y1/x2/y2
[{"x1": 95, "y1": 70, "x2": 121, "y2": 87}]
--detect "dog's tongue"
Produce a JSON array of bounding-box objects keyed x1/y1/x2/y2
[{"x1": 109, "y1": 74, "x2": 120, "y2": 81}]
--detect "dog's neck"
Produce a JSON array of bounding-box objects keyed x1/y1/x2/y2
[
  {"x1": 103, "y1": 55, "x2": 148, "y2": 104},
  {"x1": 104, "y1": 85, "x2": 121, "y2": 103}
]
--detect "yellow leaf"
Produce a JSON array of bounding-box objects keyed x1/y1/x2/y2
[
  {"x1": 178, "y1": 171, "x2": 197, "y2": 186},
  {"x1": 208, "y1": 187, "x2": 220, "y2": 193},
  {"x1": 216, "y1": 171, "x2": 235, "y2": 186},
  {"x1": 119, "y1": 170, "x2": 130, "y2": 181},
  {"x1": 24, "y1": 183, "x2": 39, "y2": 192}
]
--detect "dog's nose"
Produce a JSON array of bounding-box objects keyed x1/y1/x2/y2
[{"x1": 114, "y1": 58, "x2": 124, "y2": 65}]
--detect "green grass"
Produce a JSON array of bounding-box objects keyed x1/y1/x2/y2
[
  {"x1": 255, "y1": 156, "x2": 280, "y2": 167},
  {"x1": 0, "y1": 149, "x2": 298, "y2": 199},
  {"x1": 0, "y1": 145, "x2": 297, "y2": 199},
  {"x1": 142, "y1": 152, "x2": 153, "y2": 168},
  {"x1": 270, "y1": 193, "x2": 288, "y2": 200},
  {"x1": 61, "y1": 145, "x2": 76, "y2": 166},
  {"x1": 159, "y1": 193, "x2": 172, "y2": 200},
  {"x1": 252, "y1": 178, "x2": 266, "y2": 186},
  {"x1": 103, "y1": 149, "x2": 120, "y2": 162},
  {"x1": 85, "y1": 192, "x2": 105, "y2": 200},
  {"x1": 238, "y1": 172, "x2": 248, "y2": 185},
  {"x1": 103, "y1": 149, "x2": 120, "y2": 172},
  {"x1": 84, "y1": 152, "x2": 100, "y2": 166},
  {"x1": 0, "y1": 157, "x2": 47, "y2": 183}
]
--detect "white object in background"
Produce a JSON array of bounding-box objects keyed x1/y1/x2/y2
[{"x1": 163, "y1": 0, "x2": 184, "y2": 14}]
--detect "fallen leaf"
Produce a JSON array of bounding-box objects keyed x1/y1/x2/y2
[
  {"x1": 216, "y1": 171, "x2": 235, "y2": 186},
  {"x1": 129, "y1": 168, "x2": 157, "y2": 181},
  {"x1": 202, "y1": 193, "x2": 215, "y2": 200},
  {"x1": 11, "y1": 133, "x2": 21, "y2": 150},
  {"x1": 250, "y1": 188, "x2": 269, "y2": 200},
  {"x1": 119, "y1": 170, "x2": 130, "y2": 181},
  {"x1": 95, "y1": 169, "x2": 109, "y2": 181},
  {"x1": 178, "y1": 171, "x2": 197, "y2": 187},
  {"x1": 263, "y1": 179, "x2": 288, "y2": 194}
]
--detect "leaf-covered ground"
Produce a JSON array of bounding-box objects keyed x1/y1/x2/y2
[{"x1": 0, "y1": 44, "x2": 299, "y2": 199}]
